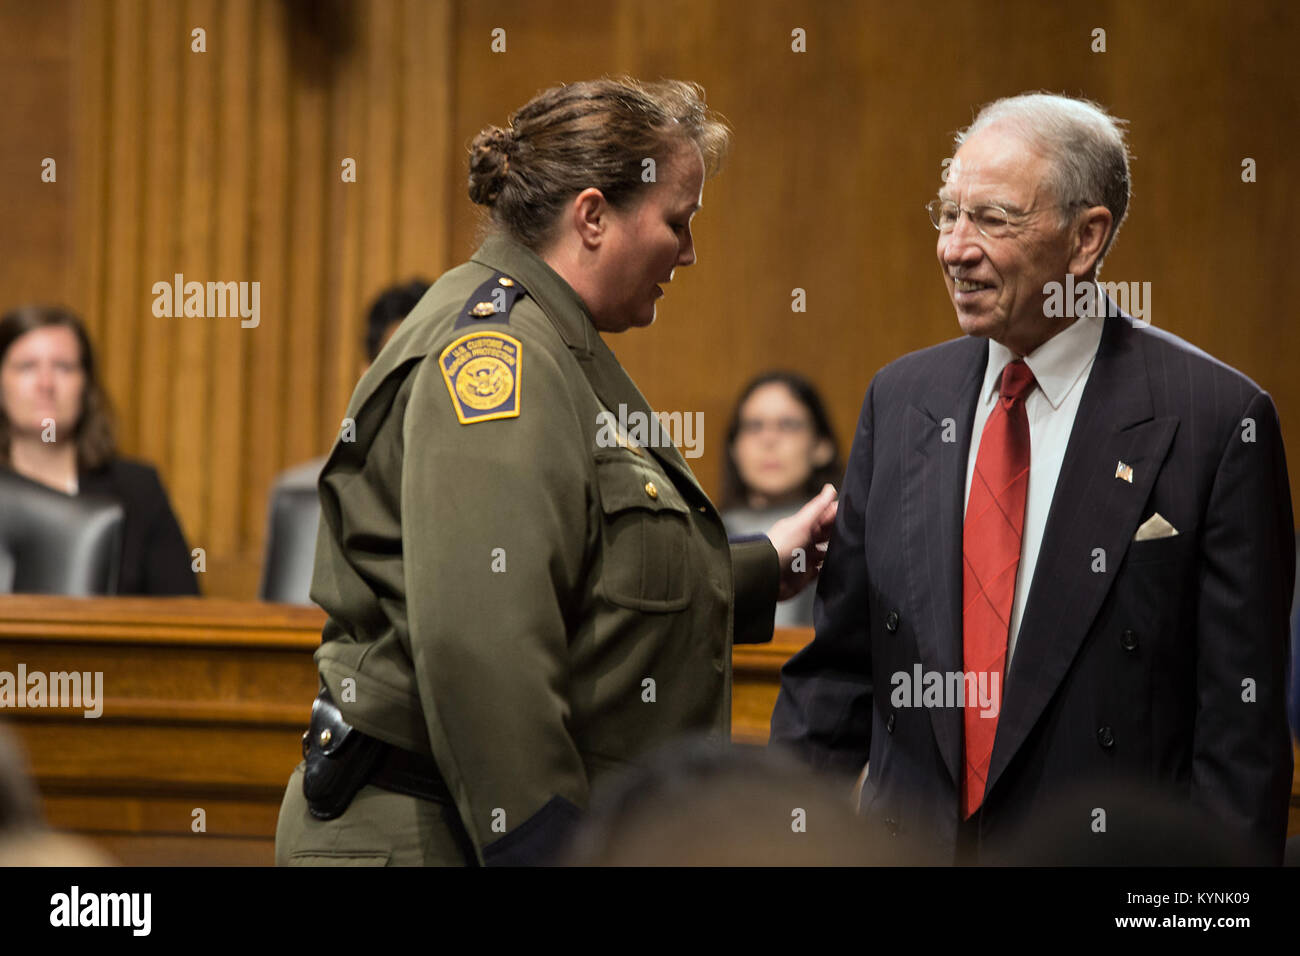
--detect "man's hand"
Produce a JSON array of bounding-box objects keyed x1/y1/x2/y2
[{"x1": 767, "y1": 484, "x2": 839, "y2": 601}]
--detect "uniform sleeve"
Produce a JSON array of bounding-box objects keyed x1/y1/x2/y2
[
  {"x1": 401, "y1": 342, "x2": 591, "y2": 865},
  {"x1": 769, "y1": 381, "x2": 875, "y2": 779},
  {"x1": 140, "y1": 466, "x2": 200, "y2": 596},
  {"x1": 729, "y1": 536, "x2": 779, "y2": 644},
  {"x1": 1190, "y1": 389, "x2": 1295, "y2": 864}
]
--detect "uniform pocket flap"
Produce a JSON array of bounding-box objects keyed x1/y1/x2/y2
[{"x1": 594, "y1": 455, "x2": 690, "y2": 515}]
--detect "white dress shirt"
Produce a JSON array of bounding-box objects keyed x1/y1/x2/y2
[{"x1": 963, "y1": 310, "x2": 1105, "y2": 667}]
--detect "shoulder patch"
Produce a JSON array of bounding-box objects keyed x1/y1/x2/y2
[
  {"x1": 453, "y1": 272, "x2": 528, "y2": 330},
  {"x1": 439, "y1": 330, "x2": 523, "y2": 425}
]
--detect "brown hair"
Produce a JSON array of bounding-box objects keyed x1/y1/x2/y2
[
  {"x1": 0, "y1": 305, "x2": 117, "y2": 471},
  {"x1": 468, "y1": 77, "x2": 731, "y2": 250}
]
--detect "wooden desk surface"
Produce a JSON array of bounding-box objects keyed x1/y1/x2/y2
[
  {"x1": 2, "y1": 596, "x2": 1296, "y2": 864},
  {"x1": 0, "y1": 596, "x2": 804, "y2": 864}
]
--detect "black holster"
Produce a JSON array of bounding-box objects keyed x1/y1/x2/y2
[{"x1": 301, "y1": 684, "x2": 387, "y2": 820}]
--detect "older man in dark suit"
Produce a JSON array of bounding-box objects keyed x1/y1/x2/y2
[{"x1": 770, "y1": 93, "x2": 1294, "y2": 865}]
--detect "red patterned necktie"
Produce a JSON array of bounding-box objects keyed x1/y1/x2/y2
[{"x1": 962, "y1": 358, "x2": 1037, "y2": 819}]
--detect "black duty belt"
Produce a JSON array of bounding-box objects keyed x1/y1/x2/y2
[{"x1": 301, "y1": 683, "x2": 452, "y2": 820}]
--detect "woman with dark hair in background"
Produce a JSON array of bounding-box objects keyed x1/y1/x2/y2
[
  {"x1": 0, "y1": 305, "x2": 198, "y2": 595},
  {"x1": 721, "y1": 371, "x2": 842, "y2": 626}
]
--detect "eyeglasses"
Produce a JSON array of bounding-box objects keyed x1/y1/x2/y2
[
  {"x1": 737, "y1": 417, "x2": 812, "y2": 438},
  {"x1": 925, "y1": 198, "x2": 1088, "y2": 240}
]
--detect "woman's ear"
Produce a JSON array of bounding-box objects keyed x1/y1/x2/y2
[
  {"x1": 812, "y1": 438, "x2": 834, "y2": 468},
  {"x1": 572, "y1": 187, "x2": 608, "y2": 249}
]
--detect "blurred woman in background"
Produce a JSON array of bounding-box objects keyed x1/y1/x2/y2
[
  {"x1": 0, "y1": 305, "x2": 198, "y2": 595},
  {"x1": 721, "y1": 371, "x2": 842, "y2": 626}
]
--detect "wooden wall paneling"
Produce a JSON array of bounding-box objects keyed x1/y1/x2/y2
[
  {"x1": 355, "y1": 0, "x2": 400, "y2": 368},
  {"x1": 100, "y1": 0, "x2": 146, "y2": 457},
  {"x1": 394, "y1": 0, "x2": 456, "y2": 288},
  {"x1": 0, "y1": 0, "x2": 73, "y2": 305},
  {"x1": 69, "y1": 0, "x2": 109, "y2": 327},
  {"x1": 206, "y1": 0, "x2": 255, "y2": 564},
  {"x1": 6, "y1": 0, "x2": 1300, "y2": 596},
  {"x1": 320, "y1": 5, "x2": 364, "y2": 437},
  {"x1": 240, "y1": 0, "x2": 293, "y2": 593},
  {"x1": 136, "y1": 0, "x2": 183, "y2": 478},
  {"x1": 283, "y1": 35, "x2": 327, "y2": 471},
  {"x1": 169, "y1": 0, "x2": 218, "y2": 573}
]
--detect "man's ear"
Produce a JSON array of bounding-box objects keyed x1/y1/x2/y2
[
  {"x1": 1068, "y1": 205, "x2": 1113, "y2": 277},
  {"x1": 571, "y1": 187, "x2": 609, "y2": 250}
]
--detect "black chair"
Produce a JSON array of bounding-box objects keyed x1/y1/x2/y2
[
  {"x1": 0, "y1": 468, "x2": 123, "y2": 595},
  {"x1": 258, "y1": 460, "x2": 324, "y2": 605}
]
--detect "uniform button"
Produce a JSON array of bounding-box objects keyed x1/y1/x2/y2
[
  {"x1": 886, "y1": 713, "x2": 896, "y2": 734},
  {"x1": 698, "y1": 506, "x2": 707, "y2": 513},
  {"x1": 645, "y1": 481, "x2": 658, "y2": 499},
  {"x1": 1120, "y1": 628, "x2": 1138, "y2": 651},
  {"x1": 885, "y1": 609, "x2": 900, "y2": 633},
  {"x1": 1097, "y1": 726, "x2": 1114, "y2": 749},
  {"x1": 883, "y1": 817, "x2": 899, "y2": 836},
  {"x1": 497, "y1": 276, "x2": 515, "y2": 287},
  {"x1": 319, "y1": 728, "x2": 332, "y2": 747}
]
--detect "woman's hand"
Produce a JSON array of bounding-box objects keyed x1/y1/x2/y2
[{"x1": 767, "y1": 483, "x2": 839, "y2": 601}]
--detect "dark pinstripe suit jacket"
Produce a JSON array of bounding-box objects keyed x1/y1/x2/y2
[{"x1": 770, "y1": 311, "x2": 1295, "y2": 864}]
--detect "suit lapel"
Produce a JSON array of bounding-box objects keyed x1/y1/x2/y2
[
  {"x1": 902, "y1": 337, "x2": 986, "y2": 787},
  {"x1": 985, "y1": 313, "x2": 1179, "y2": 795}
]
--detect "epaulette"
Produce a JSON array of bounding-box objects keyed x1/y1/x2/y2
[{"x1": 453, "y1": 272, "x2": 528, "y2": 330}]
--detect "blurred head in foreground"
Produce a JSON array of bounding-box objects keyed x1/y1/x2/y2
[
  {"x1": 0, "y1": 723, "x2": 114, "y2": 866},
  {"x1": 565, "y1": 736, "x2": 909, "y2": 866}
]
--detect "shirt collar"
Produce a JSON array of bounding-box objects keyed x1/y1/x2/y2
[
  {"x1": 470, "y1": 233, "x2": 597, "y2": 354},
  {"x1": 980, "y1": 302, "x2": 1105, "y2": 410}
]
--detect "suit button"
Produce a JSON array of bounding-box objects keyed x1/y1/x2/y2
[
  {"x1": 883, "y1": 817, "x2": 899, "y2": 836},
  {"x1": 1097, "y1": 726, "x2": 1114, "y2": 749},
  {"x1": 886, "y1": 713, "x2": 896, "y2": 734},
  {"x1": 885, "y1": 609, "x2": 900, "y2": 633},
  {"x1": 1120, "y1": 628, "x2": 1138, "y2": 651}
]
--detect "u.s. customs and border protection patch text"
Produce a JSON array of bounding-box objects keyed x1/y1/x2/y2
[{"x1": 439, "y1": 330, "x2": 522, "y2": 424}]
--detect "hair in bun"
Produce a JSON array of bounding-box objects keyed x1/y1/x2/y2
[
  {"x1": 468, "y1": 126, "x2": 514, "y2": 206},
  {"x1": 467, "y1": 77, "x2": 731, "y2": 250}
]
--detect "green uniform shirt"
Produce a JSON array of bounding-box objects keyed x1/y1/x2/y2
[{"x1": 304, "y1": 235, "x2": 778, "y2": 863}]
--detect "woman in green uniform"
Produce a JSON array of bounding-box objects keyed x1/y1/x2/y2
[{"x1": 275, "y1": 77, "x2": 837, "y2": 866}]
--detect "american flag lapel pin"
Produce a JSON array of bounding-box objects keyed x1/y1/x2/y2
[{"x1": 1115, "y1": 460, "x2": 1134, "y2": 483}]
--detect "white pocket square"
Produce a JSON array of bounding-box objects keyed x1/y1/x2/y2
[{"x1": 1134, "y1": 512, "x2": 1178, "y2": 541}]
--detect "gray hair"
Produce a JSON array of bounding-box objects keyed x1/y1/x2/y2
[{"x1": 955, "y1": 93, "x2": 1131, "y2": 270}]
